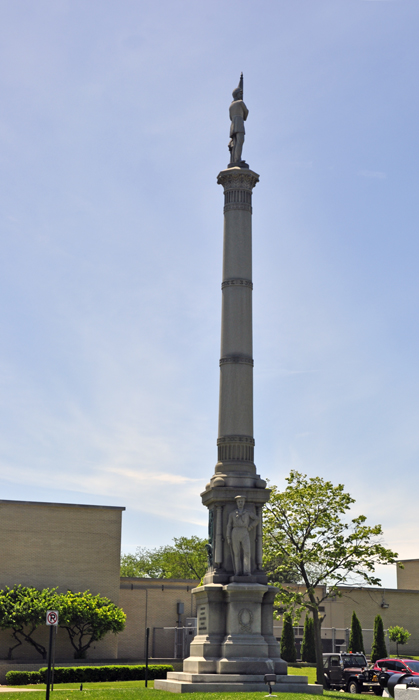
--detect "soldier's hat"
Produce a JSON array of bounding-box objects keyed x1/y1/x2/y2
[
  {"x1": 232, "y1": 72, "x2": 243, "y2": 100},
  {"x1": 234, "y1": 494, "x2": 246, "y2": 500}
]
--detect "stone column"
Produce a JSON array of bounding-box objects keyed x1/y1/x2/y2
[{"x1": 215, "y1": 167, "x2": 259, "y2": 487}]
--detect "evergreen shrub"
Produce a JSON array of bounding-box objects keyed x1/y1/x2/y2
[
  {"x1": 280, "y1": 612, "x2": 297, "y2": 662},
  {"x1": 371, "y1": 614, "x2": 387, "y2": 662},
  {"x1": 348, "y1": 611, "x2": 365, "y2": 654},
  {"x1": 301, "y1": 616, "x2": 316, "y2": 663}
]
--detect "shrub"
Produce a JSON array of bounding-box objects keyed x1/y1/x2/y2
[
  {"x1": 301, "y1": 615, "x2": 316, "y2": 663},
  {"x1": 38, "y1": 664, "x2": 174, "y2": 684},
  {"x1": 371, "y1": 614, "x2": 387, "y2": 663},
  {"x1": 280, "y1": 612, "x2": 297, "y2": 662},
  {"x1": 348, "y1": 611, "x2": 364, "y2": 654},
  {"x1": 6, "y1": 671, "x2": 42, "y2": 685}
]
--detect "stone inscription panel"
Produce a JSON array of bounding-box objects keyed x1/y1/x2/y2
[{"x1": 198, "y1": 604, "x2": 208, "y2": 633}]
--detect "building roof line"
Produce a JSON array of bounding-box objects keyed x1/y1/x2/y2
[{"x1": 0, "y1": 499, "x2": 125, "y2": 510}]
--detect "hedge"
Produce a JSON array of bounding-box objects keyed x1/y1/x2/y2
[
  {"x1": 6, "y1": 664, "x2": 174, "y2": 685},
  {"x1": 6, "y1": 671, "x2": 43, "y2": 686}
]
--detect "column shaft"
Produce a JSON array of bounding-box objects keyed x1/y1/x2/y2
[{"x1": 216, "y1": 168, "x2": 259, "y2": 478}]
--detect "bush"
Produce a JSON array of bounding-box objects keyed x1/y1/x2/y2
[
  {"x1": 280, "y1": 612, "x2": 297, "y2": 662},
  {"x1": 348, "y1": 611, "x2": 365, "y2": 654},
  {"x1": 38, "y1": 664, "x2": 174, "y2": 684},
  {"x1": 6, "y1": 671, "x2": 42, "y2": 685},
  {"x1": 301, "y1": 616, "x2": 316, "y2": 663},
  {"x1": 371, "y1": 614, "x2": 387, "y2": 663}
]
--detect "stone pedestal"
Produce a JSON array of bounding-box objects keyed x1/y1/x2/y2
[{"x1": 181, "y1": 582, "x2": 286, "y2": 677}]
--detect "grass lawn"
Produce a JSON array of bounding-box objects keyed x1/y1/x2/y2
[
  {"x1": 0, "y1": 691, "x2": 367, "y2": 700},
  {"x1": 1, "y1": 669, "x2": 368, "y2": 700}
]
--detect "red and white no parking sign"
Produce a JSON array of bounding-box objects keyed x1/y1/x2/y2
[{"x1": 46, "y1": 610, "x2": 59, "y2": 626}]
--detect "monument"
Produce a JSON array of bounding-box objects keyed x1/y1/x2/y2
[{"x1": 155, "y1": 77, "x2": 321, "y2": 694}]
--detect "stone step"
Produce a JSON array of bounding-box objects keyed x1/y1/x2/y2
[
  {"x1": 155, "y1": 679, "x2": 323, "y2": 694},
  {"x1": 167, "y1": 672, "x2": 308, "y2": 684}
]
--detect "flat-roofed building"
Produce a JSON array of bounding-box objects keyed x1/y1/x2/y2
[{"x1": 0, "y1": 499, "x2": 125, "y2": 662}]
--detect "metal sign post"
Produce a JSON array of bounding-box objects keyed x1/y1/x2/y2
[
  {"x1": 45, "y1": 611, "x2": 59, "y2": 700},
  {"x1": 145, "y1": 627, "x2": 150, "y2": 688}
]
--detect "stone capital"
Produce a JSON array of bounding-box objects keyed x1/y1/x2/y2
[{"x1": 217, "y1": 167, "x2": 259, "y2": 192}]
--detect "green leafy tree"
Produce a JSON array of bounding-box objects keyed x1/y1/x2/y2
[
  {"x1": 348, "y1": 611, "x2": 365, "y2": 653},
  {"x1": 57, "y1": 591, "x2": 126, "y2": 659},
  {"x1": 0, "y1": 585, "x2": 59, "y2": 659},
  {"x1": 263, "y1": 552, "x2": 300, "y2": 586},
  {"x1": 263, "y1": 471, "x2": 398, "y2": 686},
  {"x1": 301, "y1": 615, "x2": 316, "y2": 663},
  {"x1": 280, "y1": 612, "x2": 297, "y2": 662},
  {"x1": 120, "y1": 536, "x2": 208, "y2": 579},
  {"x1": 371, "y1": 614, "x2": 387, "y2": 662},
  {"x1": 388, "y1": 626, "x2": 411, "y2": 656}
]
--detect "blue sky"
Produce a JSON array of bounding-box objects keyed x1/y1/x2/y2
[{"x1": 1, "y1": 0, "x2": 418, "y2": 588}]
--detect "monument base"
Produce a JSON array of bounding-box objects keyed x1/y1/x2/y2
[
  {"x1": 155, "y1": 582, "x2": 323, "y2": 694},
  {"x1": 154, "y1": 672, "x2": 323, "y2": 694}
]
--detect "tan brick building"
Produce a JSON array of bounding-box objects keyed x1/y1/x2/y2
[
  {"x1": 118, "y1": 578, "x2": 198, "y2": 660},
  {"x1": 0, "y1": 499, "x2": 124, "y2": 662}
]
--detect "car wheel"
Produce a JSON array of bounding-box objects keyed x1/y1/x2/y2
[
  {"x1": 347, "y1": 680, "x2": 362, "y2": 694},
  {"x1": 373, "y1": 687, "x2": 382, "y2": 696},
  {"x1": 323, "y1": 677, "x2": 330, "y2": 690}
]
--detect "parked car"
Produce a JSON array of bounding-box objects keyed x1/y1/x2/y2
[
  {"x1": 373, "y1": 659, "x2": 419, "y2": 676},
  {"x1": 323, "y1": 652, "x2": 382, "y2": 694}
]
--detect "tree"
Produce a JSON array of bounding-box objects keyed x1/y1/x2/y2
[
  {"x1": 263, "y1": 471, "x2": 398, "y2": 686},
  {"x1": 348, "y1": 611, "x2": 365, "y2": 653},
  {"x1": 120, "y1": 536, "x2": 208, "y2": 579},
  {"x1": 263, "y1": 552, "x2": 301, "y2": 586},
  {"x1": 0, "y1": 585, "x2": 59, "y2": 659},
  {"x1": 280, "y1": 612, "x2": 297, "y2": 662},
  {"x1": 0, "y1": 587, "x2": 126, "y2": 660},
  {"x1": 371, "y1": 614, "x2": 387, "y2": 662},
  {"x1": 388, "y1": 626, "x2": 411, "y2": 656},
  {"x1": 301, "y1": 615, "x2": 316, "y2": 663},
  {"x1": 58, "y1": 591, "x2": 126, "y2": 659}
]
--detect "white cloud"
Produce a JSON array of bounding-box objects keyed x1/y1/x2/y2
[{"x1": 358, "y1": 170, "x2": 387, "y2": 179}]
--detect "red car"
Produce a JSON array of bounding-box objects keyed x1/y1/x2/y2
[{"x1": 373, "y1": 659, "x2": 419, "y2": 676}]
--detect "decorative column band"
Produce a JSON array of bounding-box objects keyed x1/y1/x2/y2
[
  {"x1": 221, "y1": 278, "x2": 253, "y2": 290},
  {"x1": 217, "y1": 434, "x2": 255, "y2": 463},
  {"x1": 219, "y1": 355, "x2": 254, "y2": 366},
  {"x1": 217, "y1": 435, "x2": 255, "y2": 445},
  {"x1": 224, "y1": 189, "x2": 252, "y2": 213},
  {"x1": 224, "y1": 203, "x2": 252, "y2": 214},
  {"x1": 224, "y1": 189, "x2": 252, "y2": 205}
]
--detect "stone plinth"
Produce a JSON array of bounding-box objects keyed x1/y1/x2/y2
[{"x1": 155, "y1": 673, "x2": 323, "y2": 694}]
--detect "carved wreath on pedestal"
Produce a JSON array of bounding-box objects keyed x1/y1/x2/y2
[{"x1": 238, "y1": 607, "x2": 253, "y2": 633}]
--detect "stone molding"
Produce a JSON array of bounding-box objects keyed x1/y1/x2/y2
[
  {"x1": 224, "y1": 203, "x2": 252, "y2": 213},
  {"x1": 217, "y1": 434, "x2": 255, "y2": 463},
  {"x1": 217, "y1": 435, "x2": 255, "y2": 445},
  {"x1": 217, "y1": 170, "x2": 259, "y2": 192},
  {"x1": 224, "y1": 189, "x2": 252, "y2": 205},
  {"x1": 221, "y1": 278, "x2": 253, "y2": 290},
  {"x1": 219, "y1": 355, "x2": 254, "y2": 367},
  {"x1": 223, "y1": 188, "x2": 252, "y2": 214}
]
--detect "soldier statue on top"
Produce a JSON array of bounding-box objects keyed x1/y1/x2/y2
[{"x1": 228, "y1": 73, "x2": 249, "y2": 168}]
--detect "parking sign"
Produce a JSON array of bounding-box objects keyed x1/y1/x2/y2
[{"x1": 46, "y1": 610, "x2": 59, "y2": 626}]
